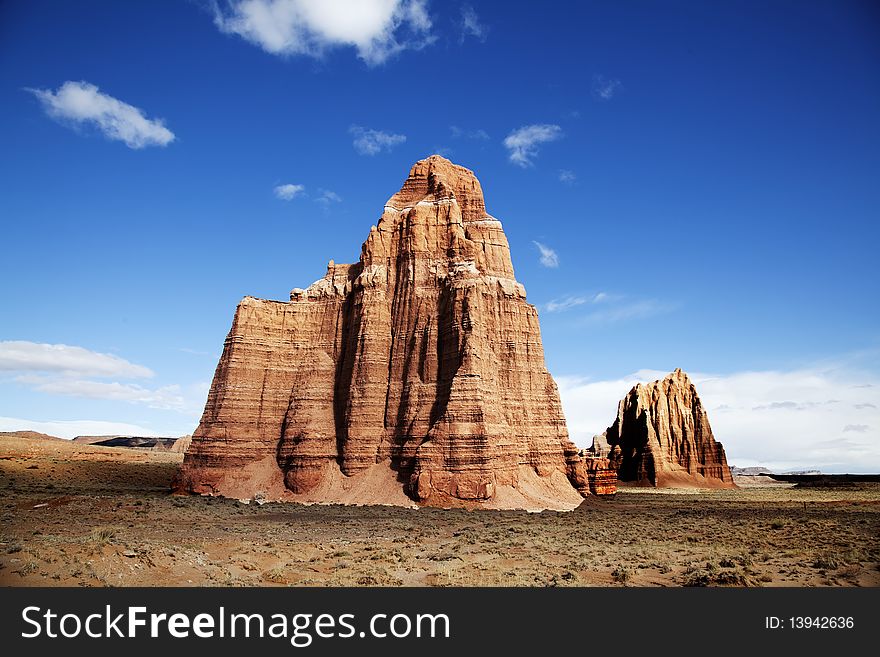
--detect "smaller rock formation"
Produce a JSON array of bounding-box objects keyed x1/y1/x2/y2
[
  {"x1": 594, "y1": 369, "x2": 735, "y2": 488},
  {"x1": 171, "y1": 435, "x2": 192, "y2": 454},
  {"x1": 564, "y1": 445, "x2": 617, "y2": 496},
  {"x1": 582, "y1": 455, "x2": 617, "y2": 495}
]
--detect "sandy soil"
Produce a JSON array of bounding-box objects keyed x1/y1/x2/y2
[{"x1": 1, "y1": 434, "x2": 878, "y2": 587}]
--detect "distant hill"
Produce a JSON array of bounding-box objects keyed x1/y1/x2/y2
[
  {"x1": 72, "y1": 435, "x2": 125, "y2": 444},
  {"x1": 0, "y1": 430, "x2": 64, "y2": 442},
  {"x1": 730, "y1": 466, "x2": 773, "y2": 476},
  {"x1": 72, "y1": 434, "x2": 190, "y2": 452}
]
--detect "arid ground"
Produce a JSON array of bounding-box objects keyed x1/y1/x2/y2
[{"x1": 1, "y1": 433, "x2": 878, "y2": 587}]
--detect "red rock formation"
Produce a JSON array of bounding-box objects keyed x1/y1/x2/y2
[
  {"x1": 583, "y1": 456, "x2": 617, "y2": 495},
  {"x1": 176, "y1": 155, "x2": 589, "y2": 510},
  {"x1": 600, "y1": 369, "x2": 735, "y2": 488}
]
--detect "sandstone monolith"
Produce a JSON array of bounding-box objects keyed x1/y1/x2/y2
[
  {"x1": 176, "y1": 155, "x2": 597, "y2": 509},
  {"x1": 595, "y1": 369, "x2": 735, "y2": 488}
]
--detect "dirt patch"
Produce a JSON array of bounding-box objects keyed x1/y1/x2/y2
[{"x1": 1, "y1": 434, "x2": 878, "y2": 587}]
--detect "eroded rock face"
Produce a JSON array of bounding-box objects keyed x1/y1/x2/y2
[
  {"x1": 598, "y1": 369, "x2": 735, "y2": 488},
  {"x1": 175, "y1": 155, "x2": 588, "y2": 510},
  {"x1": 584, "y1": 456, "x2": 617, "y2": 495}
]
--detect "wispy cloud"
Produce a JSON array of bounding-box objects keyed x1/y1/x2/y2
[
  {"x1": 504, "y1": 124, "x2": 562, "y2": 167},
  {"x1": 450, "y1": 125, "x2": 489, "y2": 140},
  {"x1": 178, "y1": 348, "x2": 213, "y2": 356},
  {"x1": 540, "y1": 293, "x2": 672, "y2": 325},
  {"x1": 27, "y1": 81, "x2": 174, "y2": 149},
  {"x1": 0, "y1": 416, "x2": 172, "y2": 440},
  {"x1": 20, "y1": 376, "x2": 186, "y2": 411},
  {"x1": 579, "y1": 299, "x2": 676, "y2": 326},
  {"x1": 274, "y1": 183, "x2": 306, "y2": 200},
  {"x1": 213, "y1": 0, "x2": 434, "y2": 66},
  {"x1": 592, "y1": 74, "x2": 621, "y2": 101},
  {"x1": 555, "y1": 360, "x2": 880, "y2": 473},
  {"x1": 544, "y1": 292, "x2": 608, "y2": 313},
  {"x1": 532, "y1": 241, "x2": 559, "y2": 268},
  {"x1": 459, "y1": 5, "x2": 486, "y2": 42},
  {"x1": 0, "y1": 340, "x2": 207, "y2": 415},
  {"x1": 315, "y1": 188, "x2": 342, "y2": 205},
  {"x1": 558, "y1": 169, "x2": 576, "y2": 184},
  {"x1": 350, "y1": 125, "x2": 406, "y2": 155},
  {"x1": 0, "y1": 341, "x2": 153, "y2": 379}
]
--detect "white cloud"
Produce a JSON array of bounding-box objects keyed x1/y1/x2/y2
[
  {"x1": 558, "y1": 169, "x2": 576, "y2": 184},
  {"x1": 0, "y1": 416, "x2": 172, "y2": 440},
  {"x1": 504, "y1": 124, "x2": 562, "y2": 167},
  {"x1": 274, "y1": 183, "x2": 306, "y2": 200},
  {"x1": 350, "y1": 125, "x2": 406, "y2": 155},
  {"x1": 213, "y1": 0, "x2": 434, "y2": 66},
  {"x1": 0, "y1": 341, "x2": 153, "y2": 379},
  {"x1": 19, "y1": 376, "x2": 186, "y2": 411},
  {"x1": 544, "y1": 292, "x2": 608, "y2": 313},
  {"x1": 0, "y1": 341, "x2": 210, "y2": 416},
  {"x1": 178, "y1": 347, "x2": 213, "y2": 356},
  {"x1": 316, "y1": 188, "x2": 342, "y2": 204},
  {"x1": 592, "y1": 74, "x2": 621, "y2": 101},
  {"x1": 556, "y1": 362, "x2": 880, "y2": 473},
  {"x1": 450, "y1": 125, "x2": 489, "y2": 140},
  {"x1": 460, "y1": 5, "x2": 486, "y2": 42},
  {"x1": 540, "y1": 292, "x2": 673, "y2": 325},
  {"x1": 580, "y1": 299, "x2": 676, "y2": 326},
  {"x1": 532, "y1": 241, "x2": 559, "y2": 268},
  {"x1": 27, "y1": 81, "x2": 174, "y2": 149}
]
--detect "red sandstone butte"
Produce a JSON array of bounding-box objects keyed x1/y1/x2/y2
[
  {"x1": 593, "y1": 369, "x2": 735, "y2": 488},
  {"x1": 175, "y1": 155, "x2": 610, "y2": 510}
]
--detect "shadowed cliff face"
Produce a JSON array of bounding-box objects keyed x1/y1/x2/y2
[
  {"x1": 602, "y1": 369, "x2": 735, "y2": 489},
  {"x1": 176, "y1": 155, "x2": 592, "y2": 510}
]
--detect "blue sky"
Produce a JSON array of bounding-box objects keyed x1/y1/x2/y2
[{"x1": 1, "y1": 1, "x2": 878, "y2": 471}]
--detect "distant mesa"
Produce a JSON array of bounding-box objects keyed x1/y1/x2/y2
[
  {"x1": 0, "y1": 430, "x2": 64, "y2": 442},
  {"x1": 73, "y1": 434, "x2": 191, "y2": 453},
  {"x1": 730, "y1": 466, "x2": 773, "y2": 476},
  {"x1": 176, "y1": 155, "x2": 612, "y2": 510},
  {"x1": 588, "y1": 369, "x2": 736, "y2": 489}
]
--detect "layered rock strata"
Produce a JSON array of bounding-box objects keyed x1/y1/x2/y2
[
  {"x1": 583, "y1": 456, "x2": 617, "y2": 495},
  {"x1": 176, "y1": 155, "x2": 593, "y2": 510},
  {"x1": 595, "y1": 369, "x2": 735, "y2": 488}
]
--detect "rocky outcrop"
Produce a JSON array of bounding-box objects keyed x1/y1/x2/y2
[
  {"x1": 597, "y1": 369, "x2": 735, "y2": 488},
  {"x1": 73, "y1": 435, "x2": 184, "y2": 451},
  {"x1": 176, "y1": 155, "x2": 589, "y2": 510},
  {"x1": 170, "y1": 435, "x2": 192, "y2": 454},
  {"x1": 583, "y1": 456, "x2": 617, "y2": 495}
]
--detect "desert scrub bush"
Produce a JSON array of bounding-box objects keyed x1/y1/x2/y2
[
  {"x1": 813, "y1": 548, "x2": 865, "y2": 570},
  {"x1": 839, "y1": 564, "x2": 861, "y2": 579},
  {"x1": 262, "y1": 567, "x2": 286, "y2": 583},
  {"x1": 736, "y1": 553, "x2": 754, "y2": 567},
  {"x1": 89, "y1": 526, "x2": 117, "y2": 544},
  {"x1": 611, "y1": 565, "x2": 632, "y2": 585},
  {"x1": 683, "y1": 567, "x2": 754, "y2": 587},
  {"x1": 15, "y1": 561, "x2": 38, "y2": 577}
]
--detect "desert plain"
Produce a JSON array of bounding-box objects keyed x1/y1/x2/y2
[{"x1": 1, "y1": 432, "x2": 878, "y2": 588}]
